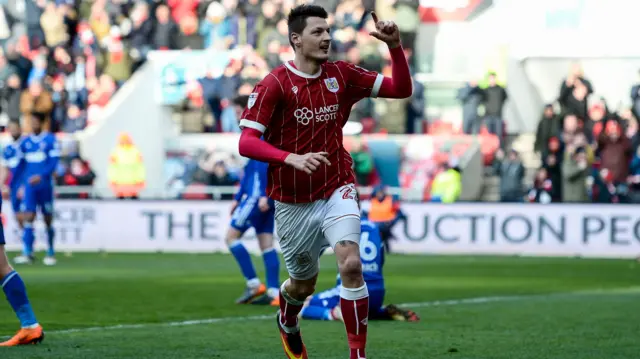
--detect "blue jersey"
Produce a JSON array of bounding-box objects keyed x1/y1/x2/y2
[
  {"x1": 230, "y1": 158, "x2": 275, "y2": 234},
  {"x1": 234, "y1": 159, "x2": 270, "y2": 202},
  {"x1": 19, "y1": 132, "x2": 60, "y2": 188},
  {"x1": 2, "y1": 137, "x2": 25, "y2": 190},
  {"x1": 336, "y1": 220, "x2": 385, "y2": 290}
]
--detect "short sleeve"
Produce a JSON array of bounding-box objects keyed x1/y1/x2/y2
[
  {"x1": 0, "y1": 149, "x2": 7, "y2": 167},
  {"x1": 337, "y1": 61, "x2": 384, "y2": 101},
  {"x1": 49, "y1": 139, "x2": 61, "y2": 158},
  {"x1": 239, "y1": 74, "x2": 283, "y2": 134}
]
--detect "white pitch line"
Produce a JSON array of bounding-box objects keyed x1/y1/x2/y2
[
  {"x1": 398, "y1": 287, "x2": 640, "y2": 308},
  {"x1": 37, "y1": 287, "x2": 639, "y2": 336}
]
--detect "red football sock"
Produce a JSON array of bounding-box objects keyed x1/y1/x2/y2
[
  {"x1": 279, "y1": 281, "x2": 304, "y2": 330},
  {"x1": 340, "y1": 284, "x2": 369, "y2": 359}
]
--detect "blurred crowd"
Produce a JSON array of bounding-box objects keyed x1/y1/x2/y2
[
  {"x1": 165, "y1": 146, "x2": 243, "y2": 200},
  {"x1": 159, "y1": 0, "x2": 425, "y2": 134},
  {"x1": 0, "y1": 0, "x2": 423, "y2": 135},
  {"x1": 457, "y1": 72, "x2": 508, "y2": 142},
  {"x1": 495, "y1": 64, "x2": 640, "y2": 204}
]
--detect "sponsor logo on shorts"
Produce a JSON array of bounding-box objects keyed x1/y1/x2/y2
[
  {"x1": 340, "y1": 186, "x2": 356, "y2": 200},
  {"x1": 295, "y1": 251, "x2": 313, "y2": 266}
]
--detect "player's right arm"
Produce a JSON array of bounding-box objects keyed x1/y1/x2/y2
[
  {"x1": 238, "y1": 75, "x2": 330, "y2": 174},
  {"x1": 0, "y1": 153, "x2": 10, "y2": 197}
]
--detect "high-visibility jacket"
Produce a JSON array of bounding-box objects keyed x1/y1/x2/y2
[
  {"x1": 430, "y1": 169, "x2": 461, "y2": 203},
  {"x1": 108, "y1": 145, "x2": 146, "y2": 197},
  {"x1": 368, "y1": 196, "x2": 396, "y2": 223}
]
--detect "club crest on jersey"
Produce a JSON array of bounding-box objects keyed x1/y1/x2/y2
[
  {"x1": 248, "y1": 93, "x2": 258, "y2": 109},
  {"x1": 292, "y1": 86, "x2": 298, "y2": 94},
  {"x1": 324, "y1": 77, "x2": 339, "y2": 93}
]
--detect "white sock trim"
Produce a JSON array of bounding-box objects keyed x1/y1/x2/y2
[
  {"x1": 267, "y1": 287, "x2": 279, "y2": 298},
  {"x1": 1, "y1": 271, "x2": 18, "y2": 288},
  {"x1": 247, "y1": 278, "x2": 261, "y2": 288},
  {"x1": 340, "y1": 284, "x2": 369, "y2": 300},
  {"x1": 280, "y1": 280, "x2": 304, "y2": 306},
  {"x1": 228, "y1": 239, "x2": 243, "y2": 248},
  {"x1": 262, "y1": 247, "x2": 275, "y2": 254}
]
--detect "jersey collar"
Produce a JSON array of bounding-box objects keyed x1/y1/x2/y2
[
  {"x1": 284, "y1": 61, "x2": 322, "y2": 79},
  {"x1": 30, "y1": 132, "x2": 46, "y2": 143}
]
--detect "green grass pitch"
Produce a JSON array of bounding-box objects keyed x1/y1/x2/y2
[{"x1": 0, "y1": 252, "x2": 639, "y2": 358}]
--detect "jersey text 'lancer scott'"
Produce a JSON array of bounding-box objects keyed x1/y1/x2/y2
[{"x1": 239, "y1": 60, "x2": 383, "y2": 204}]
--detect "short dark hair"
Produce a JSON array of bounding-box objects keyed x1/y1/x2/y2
[
  {"x1": 31, "y1": 111, "x2": 47, "y2": 122},
  {"x1": 287, "y1": 4, "x2": 328, "y2": 48},
  {"x1": 233, "y1": 95, "x2": 249, "y2": 108}
]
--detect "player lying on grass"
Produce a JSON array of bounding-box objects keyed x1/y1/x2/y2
[
  {"x1": 238, "y1": 4, "x2": 412, "y2": 358},
  {"x1": 300, "y1": 219, "x2": 419, "y2": 323},
  {"x1": 227, "y1": 96, "x2": 280, "y2": 306}
]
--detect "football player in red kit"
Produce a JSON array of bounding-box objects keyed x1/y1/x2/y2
[{"x1": 238, "y1": 5, "x2": 412, "y2": 359}]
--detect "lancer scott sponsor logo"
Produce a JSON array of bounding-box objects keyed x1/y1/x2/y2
[{"x1": 294, "y1": 104, "x2": 340, "y2": 125}]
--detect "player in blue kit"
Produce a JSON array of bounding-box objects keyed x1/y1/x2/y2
[
  {"x1": 301, "y1": 219, "x2": 419, "y2": 322},
  {"x1": 1, "y1": 122, "x2": 26, "y2": 244},
  {"x1": 15, "y1": 112, "x2": 60, "y2": 266},
  {"x1": 226, "y1": 96, "x2": 280, "y2": 306},
  {"x1": 0, "y1": 126, "x2": 45, "y2": 346}
]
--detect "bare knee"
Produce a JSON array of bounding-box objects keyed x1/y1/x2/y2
[
  {"x1": 286, "y1": 278, "x2": 317, "y2": 301},
  {"x1": 335, "y1": 241, "x2": 364, "y2": 285},
  {"x1": 339, "y1": 253, "x2": 363, "y2": 282},
  {"x1": 23, "y1": 213, "x2": 35, "y2": 223},
  {"x1": 257, "y1": 234, "x2": 274, "y2": 251},
  {"x1": 0, "y1": 247, "x2": 13, "y2": 277},
  {"x1": 225, "y1": 228, "x2": 243, "y2": 246}
]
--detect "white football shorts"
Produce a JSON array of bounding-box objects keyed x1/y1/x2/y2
[{"x1": 274, "y1": 184, "x2": 361, "y2": 280}]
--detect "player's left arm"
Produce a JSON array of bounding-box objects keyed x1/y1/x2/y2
[
  {"x1": 339, "y1": 14, "x2": 412, "y2": 101},
  {"x1": 234, "y1": 161, "x2": 251, "y2": 202},
  {"x1": 0, "y1": 156, "x2": 10, "y2": 196},
  {"x1": 256, "y1": 161, "x2": 273, "y2": 211},
  {"x1": 39, "y1": 137, "x2": 61, "y2": 178},
  {"x1": 368, "y1": 12, "x2": 413, "y2": 99}
]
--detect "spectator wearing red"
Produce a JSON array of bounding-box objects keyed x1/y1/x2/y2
[
  {"x1": 598, "y1": 120, "x2": 632, "y2": 184},
  {"x1": 168, "y1": 0, "x2": 199, "y2": 24},
  {"x1": 57, "y1": 157, "x2": 96, "y2": 199},
  {"x1": 543, "y1": 136, "x2": 563, "y2": 201}
]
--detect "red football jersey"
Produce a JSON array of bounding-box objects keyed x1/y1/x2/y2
[{"x1": 240, "y1": 60, "x2": 383, "y2": 203}]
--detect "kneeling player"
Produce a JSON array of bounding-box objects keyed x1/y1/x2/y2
[{"x1": 300, "y1": 219, "x2": 419, "y2": 322}]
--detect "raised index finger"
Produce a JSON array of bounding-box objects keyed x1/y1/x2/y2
[{"x1": 370, "y1": 11, "x2": 379, "y2": 25}]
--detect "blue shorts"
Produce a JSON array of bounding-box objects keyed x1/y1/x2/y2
[
  {"x1": 308, "y1": 286, "x2": 386, "y2": 314},
  {"x1": 230, "y1": 199, "x2": 275, "y2": 235},
  {"x1": 21, "y1": 185, "x2": 54, "y2": 216}
]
